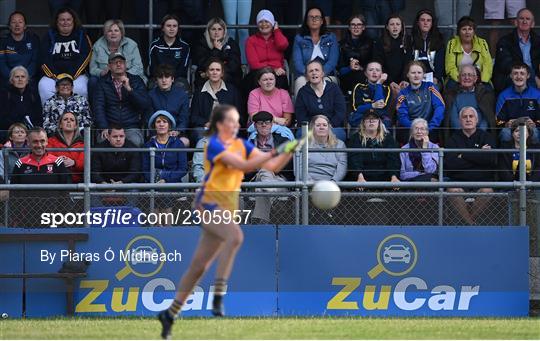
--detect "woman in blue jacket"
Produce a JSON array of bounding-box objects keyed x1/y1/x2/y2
[
  {"x1": 292, "y1": 6, "x2": 339, "y2": 96},
  {"x1": 142, "y1": 110, "x2": 188, "y2": 226},
  {"x1": 0, "y1": 11, "x2": 40, "y2": 87}
]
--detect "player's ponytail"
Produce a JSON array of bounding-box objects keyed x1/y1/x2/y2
[{"x1": 207, "y1": 104, "x2": 236, "y2": 136}]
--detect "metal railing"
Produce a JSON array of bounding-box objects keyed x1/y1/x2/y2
[{"x1": 0, "y1": 125, "x2": 538, "y2": 231}]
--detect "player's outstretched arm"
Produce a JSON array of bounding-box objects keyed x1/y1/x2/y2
[
  {"x1": 261, "y1": 152, "x2": 293, "y2": 173},
  {"x1": 220, "y1": 149, "x2": 276, "y2": 172}
]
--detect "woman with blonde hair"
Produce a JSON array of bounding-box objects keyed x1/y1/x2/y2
[
  {"x1": 348, "y1": 109, "x2": 400, "y2": 186},
  {"x1": 193, "y1": 17, "x2": 242, "y2": 88},
  {"x1": 303, "y1": 115, "x2": 347, "y2": 182}
]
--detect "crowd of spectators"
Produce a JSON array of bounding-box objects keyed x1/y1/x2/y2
[{"x1": 0, "y1": 3, "x2": 540, "y2": 225}]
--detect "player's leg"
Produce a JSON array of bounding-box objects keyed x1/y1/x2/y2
[
  {"x1": 201, "y1": 221, "x2": 244, "y2": 316},
  {"x1": 158, "y1": 230, "x2": 223, "y2": 339}
]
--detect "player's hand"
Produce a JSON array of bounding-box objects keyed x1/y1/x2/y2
[{"x1": 276, "y1": 139, "x2": 299, "y2": 154}]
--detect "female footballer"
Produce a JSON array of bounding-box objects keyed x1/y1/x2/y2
[{"x1": 158, "y1": 104, "x2": 296, "y2": 339}]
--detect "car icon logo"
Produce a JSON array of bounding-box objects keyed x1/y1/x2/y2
[
  {"x1": 383, "y1": 244, "x2": 411, "y2": 264},
  {"x1": 131, "y1": 246, "x2": 158, "y2": 265}
]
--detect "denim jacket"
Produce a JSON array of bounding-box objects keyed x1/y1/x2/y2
[{"x1": 293, "y1": 33, "x2": 339, "y2": 77}]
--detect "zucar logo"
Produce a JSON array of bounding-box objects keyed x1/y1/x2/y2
[
  {"x1": 327, "y1": 234, "x2": 480, "y2": 311},
  {"x1": 75, "y1": 236, "x2": 215, "y2": 314}
]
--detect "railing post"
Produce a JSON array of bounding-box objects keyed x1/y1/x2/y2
[
  {"x1": 83, "y1": 127, "x2": 91, "y2": 227},
  {"x1": 519, "y1": 124, "x2": 527, "y2": 226},
  {"x1": 150, "y1": 148, "x2": 156, "y2": 214},
  {"x1": 301, "y1": 123, "x2": 309, "y2": 226},
  {"x1": 438, "y1": 149, "x2": 444, "y2": 226},
  {"x1": 148, "y1": 0, "x2": 153, "y2": 56},
  {"x1": 3, "y1": 147, "x2": 9, "y2": 226}
]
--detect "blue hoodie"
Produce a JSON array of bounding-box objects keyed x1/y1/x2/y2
[{"x1": 142, "y1": 136, "x2": 188, "y2": 183}]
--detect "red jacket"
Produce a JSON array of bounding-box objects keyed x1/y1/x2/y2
[
  {"x1": 245, "y1": 29, "x2": 289, "y2": 70},
  {"x1": 47, "y1": 133, "x2": 84, "y2": 183}
]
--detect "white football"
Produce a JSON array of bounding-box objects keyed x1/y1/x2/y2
[{"x1": 311, "y1": 180, "x2": 341, "y2": 210}]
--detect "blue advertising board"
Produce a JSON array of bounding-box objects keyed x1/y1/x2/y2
[
  {"x1": 0, "y1": 225, "x2": 530, "y2": 317},
  {"x1": 278, "y1": 226, "x2": 529, "y2": 317}
]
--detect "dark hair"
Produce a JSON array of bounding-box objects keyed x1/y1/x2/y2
[
  {"x1": 256, "y1": 67, "x2": 276, "y2": 81},
  {"x1": 107, "y1": 124, "x2": 125, "y2": 135},
  {"x1": 8, "y1": 11, "x2": 26, "y2": 26},
  {"x1": 300, "y1": 6, "x2": 328, "y2": 36},
  {"x1": 205, "y1": 57, "x2": 226, "y2": 78},
  {"x1": 382, "y1": 14, "x2": 410, "y2": 54},
  {"x1": 511, "y1": 62, "x2": 530, "y2": 74},
  {"x1": 27, "y1": 127, "x2": 47, "y2": 137},
  {"x1": 208, "y1": 104, "x2": 237, "y2": 135},
  {"x1": 154, "y1": 63, "x2": 175, "y2": 79},
  {"x1": 51, "y1": 7, "x2": 82, "y2": 31},
  {"x1": 411, "y1": 9, "x2": 443, "y2": 51},
  {"x1": 161, "y1": 14, "x2": 180, "y2": 30},
  {"x1": 457, "y1": 16, "x2": 476, "y2": 31}
]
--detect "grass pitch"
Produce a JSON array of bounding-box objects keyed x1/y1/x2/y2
[{"x1": 1, "y1": 317, "x2": 539, "y2": 339}]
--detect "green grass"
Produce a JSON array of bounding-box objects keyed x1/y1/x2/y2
[{"x1": 1, "y1": 317, "x2": 539, "y2": 339}]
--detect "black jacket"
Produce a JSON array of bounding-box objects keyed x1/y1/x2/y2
[
  {"x1": 493, "y1": 29, "x2": 540, "y2": 93},
  {"x1": 338, "y1": 32, "x2": 374, "y2": 72},
  {"x1": 347, "y1": 132, "x2": 400, "y2": 181},
  {"x1": 91, "y1": 140, "x2": 141, "y2": 183},
  {"x1": 190, "y1": 82, "x2": 242, "y2": 128},
  {"x1": 444, "y1": 129, "x2": 497, "y2": 181},
  {"x1": 0, "y1": 84, "x2": 42, "y2": 141},
  {"x1": 498, "y1": 141, "x2": 540, "y2": 181},
  {"x1": 373, "y1": 35, "x2": 412, "y2": 84},
  {"x1": 193, "y1": 36, "x2": 242, "y2": 87},
  {"x1": 93, "y1": 72, "x2": 151, "y2": 129}
]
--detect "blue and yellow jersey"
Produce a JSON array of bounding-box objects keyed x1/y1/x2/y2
[{"x1": 195, "y1": 134, "x2": 258, "y2": 211}]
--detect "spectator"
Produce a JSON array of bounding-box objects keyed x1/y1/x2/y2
[
  {"x1": 400, "y1": 118, "x2": 439, "y2": 181},
  {"x1": 90, "y1": 19, "x2": 146, "y2": 92},
  {"x1": 493, "y1": 8, "x2": 540, "y2": 93},
  {"x1": 350, "y1": 61, "x2": 392, "y2": 129},
  {"x1": 149, "y1": 64, "x2": 190, "y2": 146},
  {"x1": 142, "y1": 111, "x2": 188, "y2": 226},
  {"x1": 149, "y1": 14, "x2": 190, "y2": 90},
  {"x1": 0, "y1": 11, "x2": 40, "y2": 86},
  {"x1": 443, "y1": 64, "x2": 496, "y2": 140},
  {"x1": 42, "y1": 73, "x2": 92, "y2": 135},
  {"x1": 496, "y1": 63, "x2": 540, "y2": 143},
  {"x1": 300, "y1": 115, "x2": 347, "y2": 182},
  {"x1": 246, "y1": 111, "x2": 294, "y2": 224},
  {"x1": 373, "y1": 14, "x2": 412, "y2": 99},
  {"x1": 39, "y1": 7, "x2": 91, "y2": 104},
  {"x1": 93, "y1": 52, "x2": 150, "y2": 147},
  {"x1": 348, "y1": 110, "x2": 400, "y2": 185},
  {"x1": 245, "y1": 9, "x2": 289, "y2": 92},
  {"x1": 47, "y1": 111, "x2": 84, "y2": 183},
  {"x1": 499, "y1": 117, "x2": 540, "y2": 181},
  {"x1": 358, "y1": 0, "x2": 406, "y2": 39},
  {"x1": 445, "y1": 106, "x2": 496, "y2": 225},
  {"x1": 193, "y1": 17, "x2": 242, "y2": 88},
  {"x1": 190, "y1": 58, "x2": 243, "y2": 143},
  {"x1": 396, "y1": 61, "x2": 445, "y2": 143},
  {"x1": 0, "y1": 123, "x2": 29, "y2": 182},
  {"x1": 92, "y1": 125, "x2": 141, "y2": 206},
  {"x1": 247, "y1": 67, "x2": 293, "y2": 127},
  {"x1": 485, "y1": 0, "x2": 526, "y2": 57},
  {"x1": 295, "y1": 59, "x2": 346, "y2": 141},
  {"x1": 221, "y1": 0, "x2": 252, "y2": 64},
  {"x1": 0, "y1": 66, "x2": 42, "y2": 142},
  {"x1": 191, "y1": 136, "x2": 208, "y2": 183},
  {"x1": 337, "y1": 14, "x2": 375, "y2": 95},
  {"x1": 292, "y1": 6, "x2": 339, "y2": 96},
  {"x1": 445, "y1": 16, "x2": 493, "y2": 89},
  {"x1": 10, "y1": 127, "x2": 71, "y2": 227},
  {"x1": 411, "y1": 9, "x2": 445, "y2": 86}
]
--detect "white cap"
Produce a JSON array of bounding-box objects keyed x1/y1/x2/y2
[{"x1": 256, "y1": 9, "x2": 275, "y2": 26}]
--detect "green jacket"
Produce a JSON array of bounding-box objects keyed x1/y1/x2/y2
[{"x1": 445, "y1": 35, "x2": 493, "y2": 83}]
